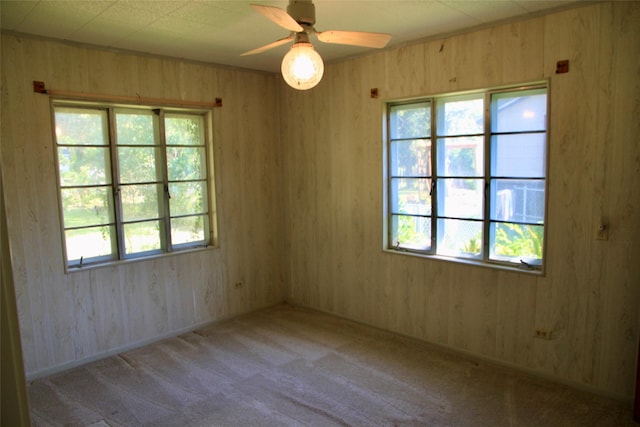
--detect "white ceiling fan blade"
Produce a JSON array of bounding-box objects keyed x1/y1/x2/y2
[
  {"x1": 250, "y1": 4, "x2": 303, "y2": 32},
  {"x1": 316, "y1": 30, "x2": 391, "y2": 48},
  {"x1": 241, "y1": 35, "x2": 295, "y2": 56}
]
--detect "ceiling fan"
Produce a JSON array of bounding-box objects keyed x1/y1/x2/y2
[{"x1": 242, "y1": 0, "x2": 392, "y2": 90}]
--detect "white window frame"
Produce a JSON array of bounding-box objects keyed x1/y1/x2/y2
[
  {"x1": 383, "y1": 82, "x2": 549, "y2": 273},
  {"x1": 52, "y1": 99, "x2": 218, "y2": 271}
]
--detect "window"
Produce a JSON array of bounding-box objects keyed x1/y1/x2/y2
[
  {"x1": 385, "y1": 83, "x2": 547, "y2": 271},
  {"x1": 53, "y1": 102, "x2": 216, "y2": 269}
]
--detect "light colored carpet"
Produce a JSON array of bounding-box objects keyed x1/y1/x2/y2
[{"x1": 28, "y1": 304, "x2": 633, "y2": 426}]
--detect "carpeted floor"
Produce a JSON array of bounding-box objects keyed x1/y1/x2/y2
[{"x1": 28, "y1": 304, "x2": 634, "y2": 426}]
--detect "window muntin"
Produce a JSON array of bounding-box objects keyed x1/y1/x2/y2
[
  {"x1": 114, "y1": 109, "x2": 164, "y2": 258},
  {"x1": 386, "y1": 84, "x2": 547, "y2": 271},
  {"x1": 434, "y1": 94, "x2": 485, "y2": 260},
  {"x1": 165, "y1": 113, "x2": 209, "y2": 249},
  {"x1": 54, "y1": 103, "x2": 214, "y2": 269},
  {"x1": 487, "y1": 88, "x2": 547, "y2": 267},
  {"x1": 388, "y1": 102, "x2": 433, "y2": 251},
  {"x1": 55, "y1": 107, "x2": 117, "y2": 265}
]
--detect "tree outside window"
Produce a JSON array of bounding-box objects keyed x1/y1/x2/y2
[
  {"x1": 386, "y1": 84, "x2": 547, "y2": 270},
  {"x1": 54, "y1": 103, "x2": 214, "y2": 269}
]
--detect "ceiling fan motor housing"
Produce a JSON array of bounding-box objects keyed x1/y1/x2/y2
[{"x1": 287, "y1": 0, "x2": 316, "y2": 26}]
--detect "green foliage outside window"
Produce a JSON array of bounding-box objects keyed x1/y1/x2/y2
[
  {"x1": 493, "y1": 223, "x2": 543, "y2": 259},
  {"x1": 459, "y1": 224, "x2": 543, "y2": 260},
  {"x1": 55, "y1": 105, "x2": 211, "y2": 267},
  {"x1": 388, "y1": 84, "x2": 547, "y2": 269}
]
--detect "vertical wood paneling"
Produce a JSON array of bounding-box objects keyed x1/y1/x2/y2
[
  {"x1": 581, "y1": 2, "x2": 615, "y2": 389},
  {"x1": 540, "y1": 3, "x2": 606, "y2": 388},
  {"x1": 360, "y1": 51, "x2": 387, "y2": 330},
  {"x1": 451, "y1": 26, "x2": 503, "y2": 89},
  {"x1": 282, "y1": 2, "x2": 640, "y2": 400},
  {"x1": 21, "y1": 38, "x2": 78, "y2": 370},
  {"x1": 424, "y1": 262, "x2": 451, "y2": 345},
  {"x1": 495, "y1": 272, "x2": 537, "y2": 367},
  {"x1": 429, "y1": 39, "x2": 455, "y2": 95},
  {"x1": 2, "y1": 36, "x2": 36, "y2": 372},
  {"x1": 385, "y1": 43, "x2": 425, "y2": 96},
  {"x1": 501, "y1": 18, "x2": 544, "y2": 83},
  {"x1": 3, "y1": 1, "x2": 639, "y2": 402},
  {"x1": 136, "y1": 56, "x2": 164, "y2": 97},
  {"x1": 2, "y1": 34, "x2": 286, "y2": 378},
  {"x1": 161, "y1": 255, "x2": 180, "y2": 330},
  {"x1": 598, "y1": 2, "x2": 640, "y2": 395},
  {"x1": 281, "y1": 86, "x2": 319, "y2": 308},
  {"x1": 92, "y1": 267, "x2": 126, "y2": 352}
]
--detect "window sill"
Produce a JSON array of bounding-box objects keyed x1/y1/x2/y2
[
  {"x1": 383, "y1": 248, "x2": 544, "y2": 276},
  {"x1": 64, "y1": 244, "x2": 219, "y2": 274}
]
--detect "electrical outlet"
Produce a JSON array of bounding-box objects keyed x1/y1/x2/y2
[
  {"x1": 534, "y1": 329, "x2": 552, "y2": 340},
  {"x1": 234, "y1": 281, "x2": 243, "y2": 289}
]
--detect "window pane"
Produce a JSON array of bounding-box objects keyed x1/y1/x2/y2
[
  {"x1": 492, "y1": 89, "x2": 546, "y2": 133},
  {"x1": 391, "y1": 214, "x2": 431, "y2": 250},
  {"x1": 390, "y1": 139, "x2": 431, "y2": 177},
  {"x1": 65, "y1": 226, "x2": 116, "y2": 263},
  {"x1": 123, "y1": 220, "x2": 162, "y2": 255},
  {"x1": 390, "y1": 178, "x2": 431, "y2": 215},
  {"x1": 172, "y1": 215, "x2": 206, "y2": 245},
  {"x1": 490, "y1": 179, "x2": 544, "y2": 223},
  {"x1": 116, "y1": 110, "x2": 158, "y2": 146},
  {"x1": 61, "y1": 187, "x2": 114, "y2": 228},
  {"x1": 54, "y1": 103, "x2": 214, "y2": 266},
  {"x1": 436, "y1": 136, "x2": 483, "y2": 176},
  {"x1": 166, "y1": 114, "x2": 204, "y2": 146},
  {"x1": 58, "y1": 146, "x2": 111, "y2": 186},
  {"x1": 120, "y1": 184, "x2": 163, "y2": 222},
  {"x1": 490, "y1": 222, "x2": 543, "y2": 264},
  {"x1": 436, "y1": 218, "x2": 483, "y2": 258},
  {"x1": 437, "y1": 178, "x2": 483, "y2": 219},
  {"x1": 491, "y1": 134, "x2": 545, "y2": 177},
  {"x1": 390, "y1": 103, "x2": 430, "y2": 139},
  {"x1": 169, "y1": 181, "x2": 208, "y2": 216},
  {"x1": 55, "y1": 108, "x2": 108, "y2": 146},
  {"x1": 167, "y1": 147, "x2": 206, "y2": 181},
  {"x1": 118, "y1": 147, "x2": 161, "y2": 183},
  {"x1": 436, "y1": 95, "x2": 483, "y2": 136}
]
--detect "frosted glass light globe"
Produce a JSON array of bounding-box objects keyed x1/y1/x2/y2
[{"x1": 281, "y1": 43, "x2": 324, "y2": 90}]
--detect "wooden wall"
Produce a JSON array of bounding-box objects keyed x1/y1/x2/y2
[
  {"x1": 1, "y1": 35, "x2": 286, "y2": 377},
  {"x1": 281, "y1": 2, "x2": 640, "y2": 400},
  {"x1": 2, "y1": 0, "x2": 639, "y2": 403}
]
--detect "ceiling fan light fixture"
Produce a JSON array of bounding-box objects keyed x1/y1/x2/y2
[{"x1": 281, "y1": 42, "x2": 324, "y2": 90}]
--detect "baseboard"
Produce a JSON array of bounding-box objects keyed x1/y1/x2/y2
[
  {"x1": 285, "y1": 300, "x2": 633, "y2": 406},
  {"x1": 25, "y1": 301, "x2": 286, "y2": 382},
  {"x1": 27, "y1": 299, "x2": 633, "y2": 407}
]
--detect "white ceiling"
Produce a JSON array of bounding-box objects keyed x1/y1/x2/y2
[{"x1": 1, "y1": 0, "x2": 583, "y2": 73}]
